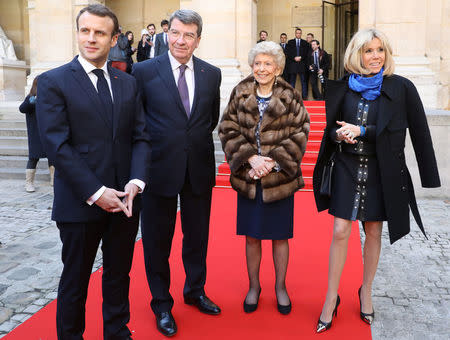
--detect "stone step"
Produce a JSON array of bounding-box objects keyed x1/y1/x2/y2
[
  {"x1": 0, "y1": 167, "x2": 50, "y2": 181},
  {"x1": 0, "y1": 156, "x2": 48, "y2": 169},
  {"x1": 0, "y1": 113, "x2": 25, "y2": 120},
  {"x1": 0, "y1": 120, "x2": 26, "y2": 129},
  {"x1": 0, "y1": 128, "x2": 27, "y2": 137},
  {"x1": 214, "y1": 150, "x2": 225, "y2": 163},
  {"x1": 0, "y1": 145, "x2": 28, "y2": 156},
  {"x1": 0, "y1": 136, "x2": 28, "y2": 148}
]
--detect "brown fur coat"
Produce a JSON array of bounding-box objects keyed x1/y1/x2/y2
[{"x1": 218, "y1": 76, "x2": 310, "y2": 202}]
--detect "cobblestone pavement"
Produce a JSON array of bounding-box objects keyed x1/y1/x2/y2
[{"x1": 0, "y1": 179, "x2": 448, "y2": 338}]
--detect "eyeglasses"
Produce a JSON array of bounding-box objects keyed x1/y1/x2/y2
[{"x1": 169, "y1": 29, "x2": 197, "y2": 42}]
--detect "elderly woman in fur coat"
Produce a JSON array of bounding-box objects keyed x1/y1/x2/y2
[{"x1": 219, "y1": 41, "x2": 310, "y2": 315}]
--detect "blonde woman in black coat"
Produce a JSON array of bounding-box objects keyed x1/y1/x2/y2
[{"x1": 312, "y1": 28, "x2": 440, "y2": 332}]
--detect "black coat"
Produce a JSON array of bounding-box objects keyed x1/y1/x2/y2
[
  {"x1": 19, "y1": 95, "x2": 46, "y2": 159},
  {"x1": 307, "y1": 49, "x2": 330, "y2": 78},
  {"x1": 286, "y1": 38, "x2": 309, "y2": 74},
  {"x1": 136, "y1": 41, "x2": 151, "y2": 62},
  {"x1": 313, "y1": 75, "x2": 440, "y2": 244},
  {"x1": 132, "y1": 53, "x2": 222, "y2": 197},
  {"x1": 36, "y1": 57, "x2": 151, "y2": 222}
]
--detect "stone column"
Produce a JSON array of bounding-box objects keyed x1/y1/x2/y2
[
  {"x1": 26, "y1": 0, "x2": 104, "y2": 91},
  {"x1": 180, "y1": 0, "x2": 256, "y2": 111},
  {"x1": 359, "y1": 0, "x2": 441, "y2": 109}
]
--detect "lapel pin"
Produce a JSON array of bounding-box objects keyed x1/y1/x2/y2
[
  {"x1": 114, "y1": 76, "x2": 118, "y2": 79},
  {"x1": 201, "y1": 69, "x2": 205, "y2": 72}
]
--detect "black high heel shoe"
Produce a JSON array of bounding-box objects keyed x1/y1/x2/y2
[
  {"x1": 358, "y1": 286, "x2": 375, "y2": 325},
  {"x1": 316, "y1": 295, "x2": 340, "y2": 333},
  {"x1": 243, "y1": 288, "x2": 261, "y2": 313},
  {"x1": 277, "y1": 299, "x2": 292, "y2": 315}
]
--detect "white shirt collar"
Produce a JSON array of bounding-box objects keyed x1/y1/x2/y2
[
  {"x1": 78, "y1": 54, "x2": 109, "y2": 77},
  {"x1": 168, "y1": 50, "x2": 194, "y2": 72}
]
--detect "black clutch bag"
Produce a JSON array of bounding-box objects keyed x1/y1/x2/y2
[
  {"x1": 319, "y1": 152, "x2": 335, "y2": 197},
  {"x1": 320, "y1": 143, "x2": 341, "y2": 197}
]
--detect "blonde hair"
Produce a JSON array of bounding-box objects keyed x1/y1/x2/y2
[{"x1": 344, "y1": 28, "x2": 394, "y2": 76}]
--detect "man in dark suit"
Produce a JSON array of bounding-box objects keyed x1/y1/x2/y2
[
  {"x1": 286, "y1": 27, "x2": 309, "y2": 99},
  {"x1": 146, "y1": 23, "x2": 156, "y2": 59},
  {"x1": 307, "y1": 39, "x2": 330, "y2": 100},
  {"x1": 154, "y1": 19, "x2": 169, "y2": 56},
  {"x1": 132, "y1": 9, "x2": 221, "y2": 338},
  {"x1": 279, "y1": 33, "x2": 289, "y2": 81},
  {"x1": 36, "y1": 5, "x2": 151, "y2": 340}
]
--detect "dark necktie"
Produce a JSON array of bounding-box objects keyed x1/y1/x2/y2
[
  {"x1": 314, "y1": 51, "x2": 319, "y2": 67},
  {"x1": 296, "y1": 39, "x2": 300, "y2": 56},
  {"x1": 92, "y1": 69, "x2": 113, "y2": 124},
  {"x1": 177, "y1": 64, "x2": 190, "y2": 117}
]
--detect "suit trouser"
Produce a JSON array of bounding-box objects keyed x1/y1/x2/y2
[
  {"x1": 141, "y1": 175, "x2": 212, "y2": 314},
  {"x1": 289, "y1": 72, "x2": 308, "y2": 98},
  {"x1": 309, "y1": 73, "x2": 323, "y2": 100},
  {"x1": 56, "y1": 213, "x2": 139, "y2": 340}
]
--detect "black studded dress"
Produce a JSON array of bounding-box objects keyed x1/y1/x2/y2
[{"x1": 328, "y1": 90, "x2": 387, "y2": 222}]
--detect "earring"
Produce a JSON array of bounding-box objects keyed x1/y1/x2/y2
[{"x1": 274, "y1": 75, "x2": 278, "y2": 85}]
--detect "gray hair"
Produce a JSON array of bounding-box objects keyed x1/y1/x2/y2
[
  {"x1": 169, "y1": 9, "x2": 203, "y2": 37},
  {"x1": 248, "y1": 41, "x2": 285, "y2": 72}
]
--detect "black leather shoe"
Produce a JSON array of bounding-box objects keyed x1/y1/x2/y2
[
  {"x1": 243, "y1": 288, "x2": 261, "y2": 313},
  {"x1": 155, "y1": 311, "x2": 177, "y2": 337},
  {"x1": 184, "y1": 295, "x2": 221, "y2": 315}
]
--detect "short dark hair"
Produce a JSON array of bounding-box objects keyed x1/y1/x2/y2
[
  {"x1": 280, "y1": 33, "x2": 287, "y2": 37},
  {"x1": 307, "y1": 33, "x2": 314, "y2": 37},
  {"x1": 147, "y1": 23, "x2": 155, "y2": 29},
  {"x1": 295, "y1": 27, "x2": 302, "y2": 33},
  {"x1": 161, "y1": 19, "x2": 169, "y2": 27},
  {"x1": 259, "y1": 30, "x2": 268, "y2": 36},
  {"x1": 76, "y1": 4, "x2": 119, "y2": 37},
  {"x1": 169, "y1": 10, "x2": 203, "y2": 37},
  {"x1": 312, "y1": 39, "x2": 320, "y2": 45}
]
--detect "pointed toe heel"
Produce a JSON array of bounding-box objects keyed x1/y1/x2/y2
[
  {"x1": 358, "y1": 286, "x2": 375, "y2": 325},
  {"x1": 316, "y1": 295, "x2": 340, "y2": 333},
  {"x1": 243, "y1": 288, "x2": 261, "y2": 313}
]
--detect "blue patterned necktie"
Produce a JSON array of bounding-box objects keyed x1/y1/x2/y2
[
  {"x1": 92, "y1": 69, "x2": 113, "y2": 124},
  {"x1": 296, "y1": 39, "x2": 300, "y2": 56},
  {"x1": 177, "y1": 64, "x2": 190, "y2": 117}
]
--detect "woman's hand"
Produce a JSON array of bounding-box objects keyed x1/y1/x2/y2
[
  {"x1": 336, "y1": 121, "x2": 360, "y2": 144},
  {"x1": 248, "y1": 156, "x2": 275, "y2": 179}
]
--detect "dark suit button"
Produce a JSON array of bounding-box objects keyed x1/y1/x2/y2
[
  {"x1": 400, "y1": 169, "x2": 405, "y2": 174},
  {"x1": 401, "y1": 186, "x2": 407, "y2": 192}
]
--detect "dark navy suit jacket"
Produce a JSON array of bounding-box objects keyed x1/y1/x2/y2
[
  {"x1": 36, "y1": 56, "x2": 151, "y2": 222},
  {"x1": 132, "y1": 53, "x2": 221, "y2": 197}
]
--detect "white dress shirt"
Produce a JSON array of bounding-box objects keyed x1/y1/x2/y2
[
  {"x1": 77, "y1": 55, "x2": 145, "y2": 205},
  {"x1": 168, "y1": 51, "x2": 195, "y2": 111},
  {"x1": 149, "y1": 34, "x2": 155, "y2": 58}
]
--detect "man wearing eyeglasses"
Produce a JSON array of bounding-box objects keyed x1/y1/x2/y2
[{"x1": 132, "y1": 9, "x2": 222, "y2": 337}]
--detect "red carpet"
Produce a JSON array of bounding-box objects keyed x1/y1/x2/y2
[{"x1": 3, "y1": 101, "x2": 372, "y2": 339}]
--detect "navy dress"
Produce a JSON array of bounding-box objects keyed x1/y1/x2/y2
[
  {"x1": 328, "y1": 90, "x2": 387, "y2": 222},
  {"x1": 19, "y1": 95, "x2": 46, "y2": 159},
  {"x1": 236, "y1": 95, "x2": 295, "y2": 240}
]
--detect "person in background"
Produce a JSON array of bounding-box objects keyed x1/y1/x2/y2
[
  {"x1": 279, "y1": 33, "x2": 289, "y2": 81},
  {"x1": 137, "y1": 29, "x2": 151, "y2": 62},
  {"x1": 108, "y1": 26, "x2": 128, "y2": 72},
  {"x1": 305, "y1": 33, "x2": 314, "y2": 96},
  {"x1": 286, "y1": 27, "x2": 309, "y2": 99},
  {"x1": 154, "y1": 19, "x2": 169, "y2": 56},
  {"x1": 312, "y1": 28, "x2": 440, "y2": 333},
  {"x1": 308, "y1": 39, "x2": 330, "y2": 100},
  {"x1": 125, "y1": 31, "x2": 136, "y2": 73},
  {"x1": 257, "y1": 30, "x2": 268, "y2": 43},
  {"x1": 219, "y1": 41, "x2": 310, "y2": 316},
  {"x1": 146, "y1": 23, "x2": 156, "y2": 59},
  {"x1": 19, "y1": 76, "x2": 54, "y2": 192}
]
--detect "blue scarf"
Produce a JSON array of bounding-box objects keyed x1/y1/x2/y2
[{"x1": 348, "y1": 67, "x2": 384, "y2": 100}]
